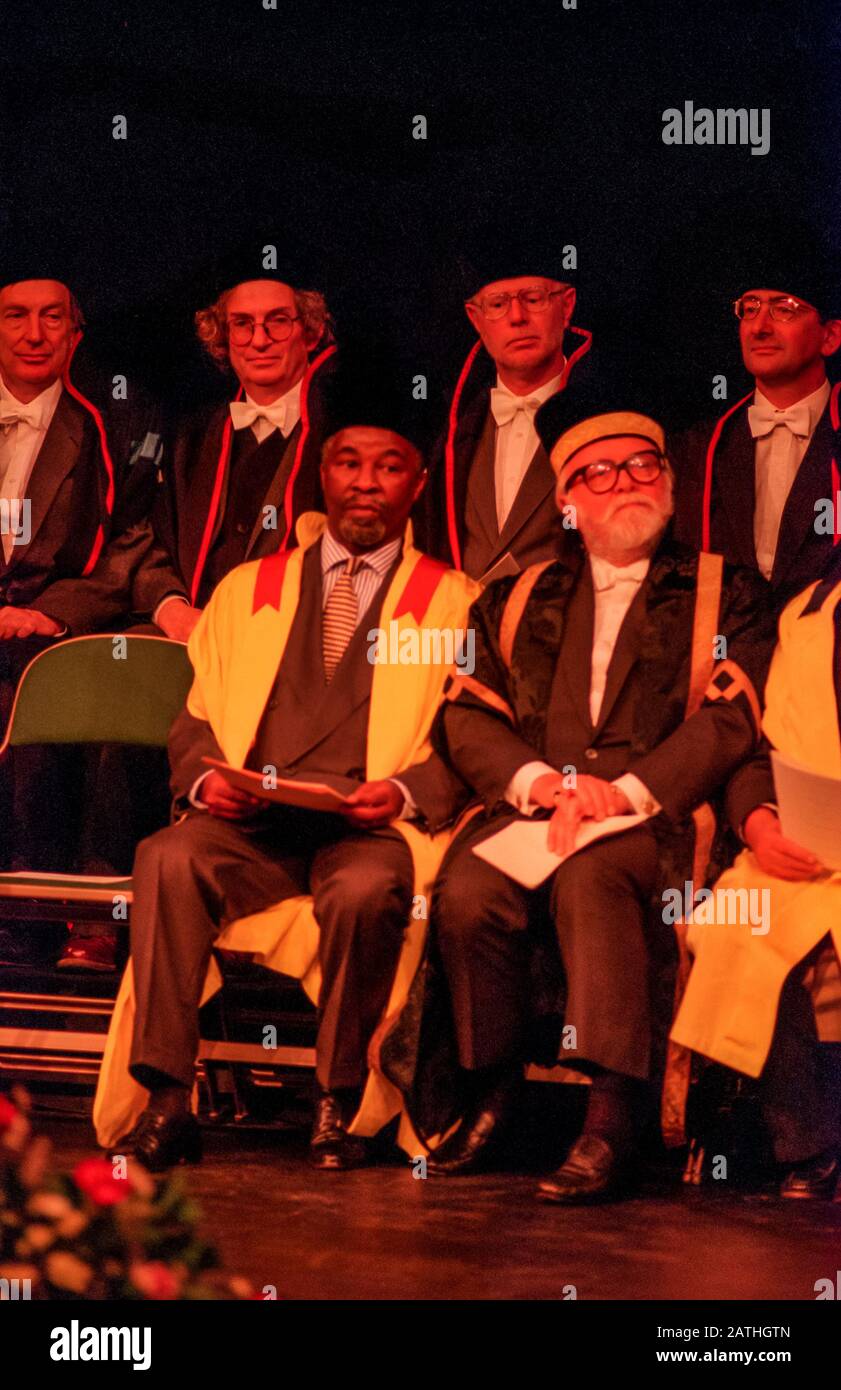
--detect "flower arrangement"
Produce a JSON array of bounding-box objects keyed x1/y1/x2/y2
[{"x1": 0, "y1": 1090, "x2": 253, "y2": 1300}]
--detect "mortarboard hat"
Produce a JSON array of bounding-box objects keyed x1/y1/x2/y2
[
  {"x1": 731, "y1": 218, "x2": 841, "y2": 320},
  {"x1": 319, "y1": 345, "x2": 432, "y2": 457}
]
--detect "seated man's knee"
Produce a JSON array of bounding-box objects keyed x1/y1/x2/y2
[{"x1": 314, "y1": 844, "x2": 412, "y2": 928}]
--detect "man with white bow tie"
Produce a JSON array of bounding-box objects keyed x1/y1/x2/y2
[
  {"x1": 673, "y1": 224, "x2": 841, "y2": 608},
  {"x1": 119, "y1": 272, "x2": 337, "y2": 645},
  {"x1": 421, "y1": 226, "x2": 606, "y2": 583},
  {"x1": 419, "y1": 408, "x2": 774, "y2": 1200}
]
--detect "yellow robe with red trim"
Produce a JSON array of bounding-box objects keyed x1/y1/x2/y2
[
  {"x1": 93, "y1": 513, "x2": 479, "y2": 1149},
  {"x1": 670, "y1": 579, "x2": 841, "y2": 1077}
]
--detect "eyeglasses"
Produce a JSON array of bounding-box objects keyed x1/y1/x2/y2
[
  {"x1": 227, "y1": 313, "x2": 301, "y2": 345},
  {"x1": 732, "y1": 295, "x2": 808, "y2": 323},
  {"x1": 468, "y1": 287, "x2": 567, "y2": 320},
  {"x1": 563, "y1": 450, "x2": 667, "y2": 495}
]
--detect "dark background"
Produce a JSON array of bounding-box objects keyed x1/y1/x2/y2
[{"x1": 2, "y1": 0, "x2": 839, "y2": 429}]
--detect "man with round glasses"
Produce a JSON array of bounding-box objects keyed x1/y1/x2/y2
[
  {"x1": 421, "y1": 230, "x2": 604, "y2": 585},
  {"x1": 412, "y1": 406, "x2": 774, "y2": 1200},
  {"x1": 673, "y1": 225, "x2": 841, "y2": 607}
]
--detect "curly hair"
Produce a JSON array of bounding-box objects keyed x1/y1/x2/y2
[{"x1": 194, "y1": 285, "x2": 334, "y2": 369}]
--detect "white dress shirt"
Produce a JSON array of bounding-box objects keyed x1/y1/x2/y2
[
  {"x1": 489, "y1": 371, "x2": 563, "y2": 530},
  {"x1": 505, "y1": 555, "x2": 661, "y2": 819},
  {"x1": 0, "y1": 375, "x2": 63, "y2": 563},
  {"x1": 749, "y1": 379, "x2": 830, "y2": 581}
]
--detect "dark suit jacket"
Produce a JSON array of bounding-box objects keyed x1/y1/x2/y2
[
  {"x1": 435, "y1": 532, "x2": 776, "y2": 832},
  {"x1": 672, "y1": 395, "x2": 841, "y2": 609},
  {"x1": 5, "y1": 388, "x2": 160, "y2": 632},
  {"x1": 419, "y1": 328, "x2": 607, "y2": 579}
]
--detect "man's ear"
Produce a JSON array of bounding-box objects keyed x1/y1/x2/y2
[
  {"x1": 412, "y1": 467, "x2": 428, "y2": 505},
  {"x1": 820, "y1": 318, "x2": 841, "y2": 357},
  {"x1": 562, "y1": 285, "x2": 577, "y2": 325},
  {"x1": 464, "y1": 301, "x2": 482, "y2": 336}
]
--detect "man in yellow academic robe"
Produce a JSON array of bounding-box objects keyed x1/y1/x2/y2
[
  {"x1": 671, "y1": 557, "x2": 841, "y2": 1198},
  {"x1": 105, "y1": 361, "x2": 478, "y2": 1171}
]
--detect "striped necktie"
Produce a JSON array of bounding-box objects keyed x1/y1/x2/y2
[{"x1": 323, "y1": 556, "x2": 361, "y2": 682}]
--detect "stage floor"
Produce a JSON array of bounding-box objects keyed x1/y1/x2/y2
[{"x1": 33, "y1": 1111, "x2": 841, "y2": 1301}]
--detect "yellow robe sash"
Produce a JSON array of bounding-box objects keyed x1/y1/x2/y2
[
  {"x1": 94, "y1": 514, "x2": 479, "y2": 1149},
  {"x1": 670, "y1": 579, "x2": 841, "y2": 1077}
]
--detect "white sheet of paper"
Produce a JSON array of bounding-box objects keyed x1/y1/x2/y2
[
  {"x1": 771, "y1": 750, "x2": 841, "y2": 871},
  {"x1": 201, "y1": 758, "x2": 351, "y2": 811},
  {"x1": 472, "y1": 813, "x2": 648, "y2": 889}
]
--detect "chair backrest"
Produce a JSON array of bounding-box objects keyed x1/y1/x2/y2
[{"x1": 1, "y1": 635, "x2": 194, "y2": 750}]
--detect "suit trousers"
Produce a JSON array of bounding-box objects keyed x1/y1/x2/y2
[
  {"x1": 129, "y1": 808, "x2": 414, "y2": 1092},
  {"x1": 433, "y1": 815, "x2": 666, "y2": 1079}
]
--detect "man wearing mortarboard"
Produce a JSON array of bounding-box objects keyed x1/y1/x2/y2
[
  {"x1": 418, "y1": 404, "x2": 774, "y2": 1202},
  {"x1": 93, "y1": 354, "x2": 479, "y2": 1172},
  {"x1": 420, "y1": 215, "x2": 607, "y2": 586},
  {"x1": 673, "y1": 219, "x2": 841, "y2": 610}
]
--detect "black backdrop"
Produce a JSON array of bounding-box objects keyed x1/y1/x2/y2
[{"x1": 2, "y1": 0, "x2": 839, "y2": 429}]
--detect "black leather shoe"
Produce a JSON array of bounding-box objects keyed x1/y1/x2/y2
[
  {"x1": 309, "y1": 1091, "x2": 368, "y2": 1170},
  {"x1": 115, "y1": 1108, "x2": 202, "y2": 1173},
  {"x1": 779, "y1": 1150, "x2": 840, "y2": 1200},
  {"x1": 425, "y1": 1070, "x2": 520, "y2": 1176},
  {"x1": 536, "y1": 1134, "x2": 635, "y2": 1205}
]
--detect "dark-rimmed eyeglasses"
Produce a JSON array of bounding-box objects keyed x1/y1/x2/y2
[
  {"x1": 468, "y1": 287, "x2": 567, "y2": 320},
  {"x1": 227, "y1": 313, "x2": 301, "y2": 345},
  {"x1": 563, "y1": 450, "x2": 668, "y2": 495},
  {"x1": 732, "y1": 295, "x2": 808, "y2": 324}
]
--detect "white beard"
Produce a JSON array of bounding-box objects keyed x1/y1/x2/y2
[{"x1": 578, "y1": 493, "x2": 673, "y2": 562}]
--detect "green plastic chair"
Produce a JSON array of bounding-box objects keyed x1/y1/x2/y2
[{"x1": 0, "y1": 634, "x2": 193, "y2": 909}]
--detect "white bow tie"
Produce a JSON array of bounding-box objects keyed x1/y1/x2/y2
[
  {"x1": 747, "y1": 401, "x2": 811, "y2": 440},
  {"x1": 489, "y1": 388, "x2": 544, "y2": 428},
  {"x1": 228, "y1": 400, "x2": 293, "y2": 436},
  {"x1": 592, "y1": 559, "x2": 649, "y2": 592},
  {"x1": 0, "y1": 403, "x2": 43, "y2": 432}
]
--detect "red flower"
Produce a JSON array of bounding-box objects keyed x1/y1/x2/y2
[
  {"x1": 0, "y1": 1095, "x2": 18, "y2": 1132},
  {"x1": 72, "y1": 1158, "x2": 132, "y2": 1206},
  {"x1": 129, "y1": 1261, "x2": 182, "y2": 1300}
]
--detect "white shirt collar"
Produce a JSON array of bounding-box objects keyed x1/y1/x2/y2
[
  {"x1": 589, "y1": 554, "x2": 651, "y2": 592},
  {"x1": 244, "y1": 375, "x2": 303, "y2": 424},
  {"x1": 753, "y1": 378, "x2": 830, "y2": 435},
  {"x1": 493, "y1": 370, "x2": 564, "y2": 406},
  {"x1": 0, "y1": 374, "x2": 63, "y2": 430}
]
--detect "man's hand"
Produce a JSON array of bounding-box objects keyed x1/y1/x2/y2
[
  {"x1": 340, "y1": 779, "x2": 405, "y2": 828},
  {"x1": 744, "y1": 806, "x2": 823, "y2": 880},
  {"x1": 156, "y1": 598, "x2": 202, "y2": 643},
  {"x1": 529, "y1": 772, "x2": 632, "y2": 858},
  {"x1": 0, "y1": 607, "x2": 63, "y2": 639},
  {"x1": 200, "y1": 769, "x2": 262, "y2": 821}
]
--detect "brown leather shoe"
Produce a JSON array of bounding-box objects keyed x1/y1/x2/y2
[
  {"x1": 536, "y1": 1135, "x2": 636, "y2": 1205},
  {"x1": 58, "y1": 925, "x2": 117, "y2": 971}
]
